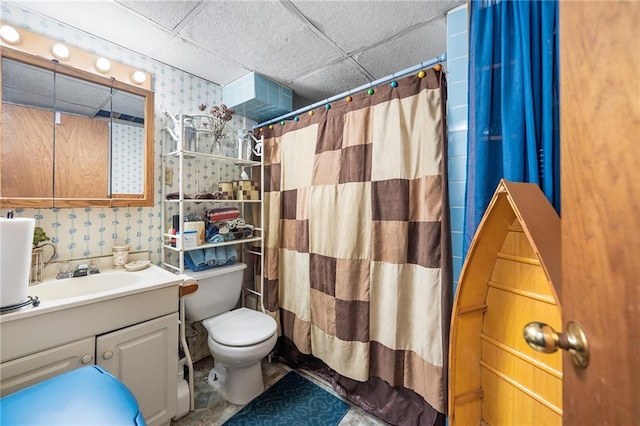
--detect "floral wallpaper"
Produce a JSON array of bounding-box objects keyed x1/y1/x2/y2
[
  {"x1": 111, "y1": 122, "x2": 144, "y2": 194},
  {"x1": 1, "y1": 3, "x2": 251, "y2": 264}
]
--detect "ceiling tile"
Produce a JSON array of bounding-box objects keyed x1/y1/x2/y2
[
  {"x1": 151, "y1": 36, "x2": 249, "y2": 86},
  {"x1": 178, "y1": 0, "x2": 342, "y2": 83},
  {"x1": 354, "y1": 16, "x2": 448, "y2": 80},
  {"x1": 115, "y1": 0, "x2": 202, "y2": 31},
  {"x1": 288, "y1": 58, "x2": 371, "y2": 104},
  {"x1": 291, "y1": 0, "x2": 460, "y2": 53}
]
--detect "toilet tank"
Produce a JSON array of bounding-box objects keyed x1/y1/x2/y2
[{"x1": 182, "y1": 263, "x2": 247, "y2": 321}]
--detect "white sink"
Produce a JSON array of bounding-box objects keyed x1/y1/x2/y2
[{"x1": 31, "y1": 272, "x2": 142, "y2": 301}]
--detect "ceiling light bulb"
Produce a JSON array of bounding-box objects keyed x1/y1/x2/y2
[
  {"x1": 0, "y1": 25, "x2": 20, "y2": 44},
  {"x1": 51, "y1": 43, "x2": 70, "y2": 60},
  {"x1": 131, "y1": 70, "x2": 146, "y2": 84},
  {"x1": 95, "y1": 57, "x2": 111, "y2": 73}
]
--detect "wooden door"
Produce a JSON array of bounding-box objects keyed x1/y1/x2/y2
[{"x1": 559, "y1": 1, "x2": 639, "y2": 424}]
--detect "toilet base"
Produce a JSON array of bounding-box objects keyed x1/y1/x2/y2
[{"x1": 207, "y1": 360, "x2": 264, "y2": 405}]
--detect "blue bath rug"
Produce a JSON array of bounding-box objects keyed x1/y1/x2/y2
[{"x1": 223, "y1": 371, "x2": 350, "y2": 426}]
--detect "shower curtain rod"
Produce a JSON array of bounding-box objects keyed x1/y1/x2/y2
[{"x1": 253, "y1": 53, "x2": 447, "y2": 129}]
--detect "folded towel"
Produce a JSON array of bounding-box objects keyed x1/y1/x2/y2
[
  {"x1": 185, "y1": 251, "x2": 210, "y2": 272},
  {"x1": 215, "y1": 246, "x2": 227, "y2": 265},
  {"x1": 224, "y1": 232, "x2": 236, "y2": 241},
  {"x1": 166, "y1": 192, "x2": 192, "y2": 200},
  {"x1": 204, "y1": 248, "x2": 217, "y2": 266},
  {"x1": 208, "y1": 207, "x2": 240, "y2": 222},
  {"x1": 188, "y1": 249, "x2": 205, "y2": 266},
  {"x1": 208, "y1": 233, "x2": 225, "y2": 243},
  {"x1": 205, "y1": 225, "x2": 219, "y2": 241},
  {"x1": 225, "y1": 245, "x2": 237, "y2": 263},
  {"x1": 194, "y1": 192, "x2": 216, "y2": 199}
]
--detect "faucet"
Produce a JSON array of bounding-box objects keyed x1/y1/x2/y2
[{"x1": 56, "y1": 261, "x2": 100, "y2": 279}]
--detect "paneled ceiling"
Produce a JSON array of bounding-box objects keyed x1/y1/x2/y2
[{"x1": 4, "y1": 0, "x2": 463, "y2": 108}]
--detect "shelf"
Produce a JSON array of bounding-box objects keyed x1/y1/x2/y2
[
  {"x1": 163, "y1": 199, "x2": 261, "y2": 204},
  {"x1": 163, "y1": 237, "x2": 262, "y2": 252},
  {"x1": 162, "y1": 149, "x2": 260, "y2": 167}
]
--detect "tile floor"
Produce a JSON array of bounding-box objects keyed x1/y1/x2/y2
[{"x1": 171, "y1": 356, "x2": 389, "y2": 426}]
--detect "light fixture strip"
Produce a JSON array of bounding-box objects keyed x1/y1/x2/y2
[
  {"x1": 0, "y1": 20, "x2": 151, "y2": 90},
  {"x1": 0, "y1": 24, "x2": 20, "y2": 44}
]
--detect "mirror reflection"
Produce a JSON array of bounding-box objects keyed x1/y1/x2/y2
[{"x1": 0, "y1": 52, "x2": 152, "y2": 207}]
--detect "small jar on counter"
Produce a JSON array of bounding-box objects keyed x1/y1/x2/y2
[{"x1": 112, "y1": 245, "x2": 130, "y2": 268}]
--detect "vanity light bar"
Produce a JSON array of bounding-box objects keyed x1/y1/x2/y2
[
  {"x1": 0, "y1": 24, "x2": 20, "y2": 44},
  {"x1": 0, "y1": 20, "x2": 152, "y2": 91},
  {"x1": 130, "y1": 70, "x2": 146, "y2": 84},
  {"x1": 51, "y1": 43, "x2": 70, "y2": 60},
  {"x1": 95, "y1": 57, "x2": 112, "y2": 73}
]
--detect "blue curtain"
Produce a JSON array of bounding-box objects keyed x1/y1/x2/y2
[{"x1": 463, "y1": 0, "x2": 560, "y2": 255}]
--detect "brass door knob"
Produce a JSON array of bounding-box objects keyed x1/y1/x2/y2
[{"x1": 523, "y1": 321, "x2": 589, "y2": 368}]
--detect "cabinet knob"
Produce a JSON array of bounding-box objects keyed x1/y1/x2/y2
[
  {"x1": 81, "y1": 354, "x2": 93, "y2": 364},
  {"x1": 102, "y1": 350, "x2": 113, "y2": 360}
]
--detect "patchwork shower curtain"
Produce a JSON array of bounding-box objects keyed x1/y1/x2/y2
[{"x1": 261, "y1": 68, "x2": 451, "y2": 424}]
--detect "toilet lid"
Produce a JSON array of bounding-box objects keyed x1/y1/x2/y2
[{"x1": 203, "y1": 308, "x2": 277, "y2": 347}]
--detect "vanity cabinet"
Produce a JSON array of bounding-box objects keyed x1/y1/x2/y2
[
  {"x1": 97, "y1": 313, "x2": 178, "y2": 426},
  {"x1": 0, "y1": 275, "x2": 179, "y2": 426},
  {"x1": 0, "y1": 336, "x2": 95, "y2": 396},
  {"x1": 0, "y1": 313, "x2": 177, "y2": 426}
]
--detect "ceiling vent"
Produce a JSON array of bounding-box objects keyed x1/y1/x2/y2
[{"x1": 223, "y1": 72, "x2": 292, "y2": 123}]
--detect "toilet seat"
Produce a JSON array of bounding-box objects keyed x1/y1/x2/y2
[{"x1": 202, "y1": 307, "x2": 276, "y2": 347}]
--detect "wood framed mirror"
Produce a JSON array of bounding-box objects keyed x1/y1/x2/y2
[{"x1": 0, "y1": 26, "x2": 154, "y2": 208}]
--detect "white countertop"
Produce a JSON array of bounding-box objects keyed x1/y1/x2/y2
[{"x1": 0, "y1": 265, "x2": 183, "y2": 324}]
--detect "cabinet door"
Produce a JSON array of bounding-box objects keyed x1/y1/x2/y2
[
  {"x1": 0, "y1": 336, "x2": 95, "y2": 397},
  {"x1": 1, "y1": 104, "x2": 54, "y2": 201},
  {"x1": 96, "y1": 313, "x2": 178, "y2": 426},
  {"x1": 54, "y1": 112, "x2": 110, "y2": 200}
]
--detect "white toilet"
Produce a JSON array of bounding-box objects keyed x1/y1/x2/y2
[{"x1": 183, "y1": 263, "x2": 277, "y2": 405}]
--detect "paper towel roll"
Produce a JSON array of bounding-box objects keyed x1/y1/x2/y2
[{"x1": 0, "y1": 218, "x2": 35, "y2": 307}]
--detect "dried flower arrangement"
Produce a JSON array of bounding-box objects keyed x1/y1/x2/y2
[{"x1": 198, "y1": 103, "x2": 236, "y2": 145}]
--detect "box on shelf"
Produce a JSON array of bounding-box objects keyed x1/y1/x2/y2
[
  {"x1": 176, "y1": 230, "x2": 198, "y2": 249},
  {"x1": 183, "y1": 221, "x2": 205, "y2": 245},
  {"x1": 233, "y1": 180, "x2": 260, "y2": 200},
  {"x1": 217, "y1": 182, "x2": 233, "y2": 200}
]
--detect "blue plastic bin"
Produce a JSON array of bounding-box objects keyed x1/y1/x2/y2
[{"x1": 0, "y1": 365, "x2": 146, "y2": 425}]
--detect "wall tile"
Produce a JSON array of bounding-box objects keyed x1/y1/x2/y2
[
  {"x1": 448, "y1": 130, "x2": 468, "y2": 157},
  {"x1": 448, "y1": 32, "x2": 469, "y2": 61},
  {"x1": 446, "y1": 56, "x2": 469, "y2": 84},
  {"x1": 448, "y1": 156, "x2": 467, "y2": 183},
  {"x1": 448, "y1": 81, "x2": 468, "y2": 110},
  {"x1": 447, "y1": 6, "x2": 468, "y2": 39},
  {"x1": 448, "y1": 181, "x2": 466, "y2": 207},
  {"x1": 450, "y1": 206, "x2": 465, "y2": 233},
  {"x1": 447, "y1": 4, "x2": 469, "y2": 288}
]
